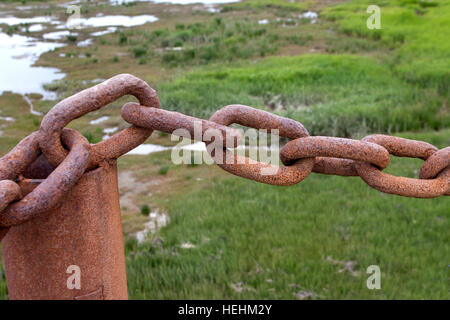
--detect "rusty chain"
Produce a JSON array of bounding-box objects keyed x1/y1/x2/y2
[
  {"x1": 39, "y1": 74, "x2": 160, "y2": 170},
  {"x1": 0, "y1": 74, "x2": 448, "y2": 240}
]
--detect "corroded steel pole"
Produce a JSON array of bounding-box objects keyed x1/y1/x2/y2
[{"x1": 2, "y1": 160, "x2": 127, "y2": 300}]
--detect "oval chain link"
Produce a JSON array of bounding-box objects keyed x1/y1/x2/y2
[
  {"x1": 39, "y1": 74, "x2": 160, "y2": 170},
  {"x1": 354, "y1": 135, "x2": 449, "y2": 198},
  {"x1": 208, "y1": 104, "x2": 315, "y2": 186}
]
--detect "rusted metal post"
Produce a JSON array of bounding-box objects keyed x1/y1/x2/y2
[{"x1": 2, "y1": 159, "x2": 128, "y2": 300}]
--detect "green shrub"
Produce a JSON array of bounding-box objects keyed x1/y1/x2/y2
[
  {"x1": 162, "y1": 53, "x2": 177, "y2": 64},
  {"x1": 132, "y1": 46, "x2": 147, "y2": 58},
  {"x1": 83, "y1": 132, "x2": 94, "y2": 143},
  {"x1": 140, "y1": 204, "x2": 150, "y2": 216},
  {"x1": 158, "y1": 166, "x2": 170, "y2": 175},
  {"x1": 66, "y1": 35, "x2": 77, "y2": 42},
  {"x1": 160, "y1": 39, "x2": 170, "y2": 47},
  {"x1": 118, "y1": 33, "x2": 128, "y2": 45},
  {"x1": 175, "y1": 23, "x2": 185, "y2": 30}
]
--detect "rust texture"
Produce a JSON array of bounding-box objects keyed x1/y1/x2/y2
[
  {"x1": 280, "y1": 136, "x2": 391, "y2": 170},
  {"x1": 210, "y1": 104, "x2": 310, "y2": 139},
  {"x1": 0, "y1": 228, "x2": 8, "y2": 242},
  {"x1": 0, "y1": 129, "x2": 90, "y2": 227},
  {"x1": 39, "y1": 74, "x2": 160, "y2": 170},
  {"x1": 361, "y1": 134, "x2": 438, "y2": 159},
  {"x1": 0, "y1": 181, "x2": 22, "y2": 214},
  {"x1": 121, "y1": 102, "x2": 242, "y2": 148},
  {"x1": 354, "y1": 135, "x2": 449, "y2": 198},
  {"x1": 0, "y1": 180, "x2": 22, "y2": 241},
  {"x1": 2, "y1": 160, "x2": 128, "y2": 300},
  {"x1": 312, "y1": 158, "x2": 359, "y2": 177},
  {"x1": 0, "y1": 132, "x2": 41, "y2": 241},
  {"x1": 420, "y1": 147, "x2": 450, "y2": 179},
  {"x1": 0, "y1": 132, "x2": 40, "y2": 181},
  {"x1": 208, "y1": 104, "x2": 314, "y2": 186}
]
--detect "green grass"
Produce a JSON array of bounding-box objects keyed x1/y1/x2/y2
[
  {"x1": 0, "y1": 93, "x2": 41, "y2": 155},
  {"x1": 159, "y1": 54, "x2": 448, "y2": 137},
  {"x1": 323, "y1": 0, "x2": 450, "y2": 95},
  {"x1": 141, "y1": 204, "x2": 151, "y2": 216},
  {"x1": 124, "y1": 130, "x2": 450, "y2": 300},
  {"x1": 117, "y1": 17, "x2": 317, "y2": 67},
  {"x1": 224, "y1": 0, "x2": 309, "y2": 11}
]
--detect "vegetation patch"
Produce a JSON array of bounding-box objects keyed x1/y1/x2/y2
[
  {"x1": 323, "y1": 0, "x2": 450, "y2": 95},
  {"x1": 115, "y1": 17, "x2": 318, "y2": 67},
  {"x1": 159, "y1": 54, "x2": 448, "y2": 136},
  {"x1": 223, "y1": 0, "x2": 309, "y2": 11}
]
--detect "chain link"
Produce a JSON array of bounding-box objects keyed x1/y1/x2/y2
[
  {"x1": 0, "y1": 129, "x2": 90, "y2": 228},
  {"x1": 0, "y1": 74, "x2": 448, "y2": 236},
  {"x1": 420, "y1": 147, "x2": 450, "y2": 179},
  {"x1": 207, "y1": 104, "x2": 315, "y2": 186},
  {"x1": 354, "y1": 135, "x2": 450, "y2": 198},
  {"x1": 0, "y1": 180, "x2": 22, "y2": 241},
  {"x1": 39, "y1": 74, "x2": 160, "y2": 170},
  {"x1": 121, "y1": 102, "x2": 242, "y2": 148}
]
